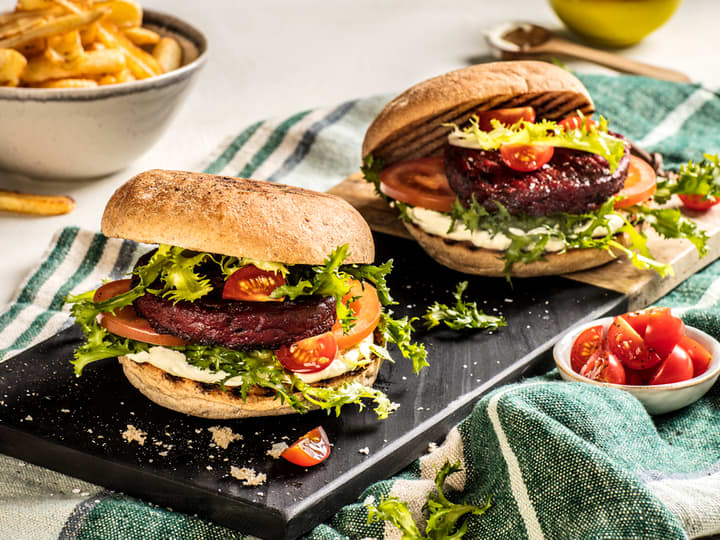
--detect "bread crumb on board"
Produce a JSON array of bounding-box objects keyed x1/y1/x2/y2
[
  {"x1": 266, "y1": 442, "x2": 289, "y2": 459},
  {"x1": 208, "y1": 426, "x2": 243, "y2": 450},
  {"x1": 230, "y1": 466, "x2": 267, "y2": 486},
  {"x1": 122, "y1": 425, "x2": 147, "y2": 446}
]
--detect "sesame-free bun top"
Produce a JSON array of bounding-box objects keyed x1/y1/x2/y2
[
  {"x1": 363, "y1": 61, "x2": 594, "y2": 165},
  {"x1": 102, "y1": 169, "x2": 375, "y2": 264}
]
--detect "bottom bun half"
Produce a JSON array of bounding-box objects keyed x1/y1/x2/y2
[
  {"x1": 120, "y1": 354, "x2": 383, "y2": 419},
  {"x1": 404, "y1": 222, "x2": 631, "y2": 278}
]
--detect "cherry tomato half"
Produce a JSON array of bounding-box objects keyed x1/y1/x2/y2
[
  {"x1": 624, "y1": 368, "x2": 645, "y2": 386},
  {"x1": 222, "y1": 265, "x2": 285, "y2": 302},
  {"x1": 678, "y1": 335, "x2": 711, "y2": 377},
  {"x1": 276, "y1": 332, "x2": 338, "y2": 373},
  {"x1": 648, "y1": 344, "x2": 693, "y2": 385},
  {"x1": 678, "y1": 194, "x2": 720, "y2": 211},
  {"x1": 570, "y1": 325, "x2": 605, "y2": 373},
  {"x1": 476, "y1": 107, "x2": 536, "y2": 131},
  {"x1": 621, "y1": 307, "x2": 671, "y2": 337},
  {"x1": 580, "y1": 349, "x2": 626, "y2": 385},
  {"x1": 500, "y1": 143, "x2": 554, "y2": 172},
  {"x1": 606, "y1": 315, "x2": 661, "y2": 370},
  {"x1": 379, "y1": 156, "x2": 456, "y2": 212},
  {"x1": 332, "y1": 280, "x2": 381, "y2": 351},
  {"x1": 281, "y1": 426, "x2": 331, "y2": 467},
  {"x1": 614, "y1": 156, "x2": 657, "y2": 208},
  {"x1": 93, "y1": 280, "x2": 189, "y2": 347},
  {"x1": 558, "y1": 115, "x2": 597, "y2": 131},
  {"x1": 644, "y1": 310, "x2": 685, "y2": 360}
]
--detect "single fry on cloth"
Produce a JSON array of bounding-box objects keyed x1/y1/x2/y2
[
  {"x1": 22, "y1": 47, "x2": 125, "y2": 82},
  {"x1": 152, "y1": 36, "x2": 180, "y2": 73},
  {"x1": 0, "y1": 47, "x2": 27, "y2": 86},
  {"x1": 38, "y1": 77, "x2": 97, "y2": 88},
  {"x1": 0, "y1": 190, "x2": 76, "y2": 216},
  {"x1": 123, "y1": 25, "x2": 158, "y2": 46},
  {"x1": 0, "y1": 8, "x2": 108, "y2": 49}
]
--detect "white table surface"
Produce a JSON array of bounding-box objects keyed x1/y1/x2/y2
[{"x1": 0, "y1": 0, "x2": 719, "y2": 306}]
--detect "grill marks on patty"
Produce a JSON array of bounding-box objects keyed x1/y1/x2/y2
[
  {"x1": 130, "y1": 250, "x2": 337, "y2": 350},
  {"x1": 444, "y1": 137, "x2": 631, "y2": 216}
]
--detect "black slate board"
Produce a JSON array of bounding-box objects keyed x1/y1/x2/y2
[{"x1": 0, "y1": 232, "x2": 628, "y2": 539}]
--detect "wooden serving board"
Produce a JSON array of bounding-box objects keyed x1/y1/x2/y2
[{"x1": 329, "y1": 173, "x2": 720, "y2": 310}]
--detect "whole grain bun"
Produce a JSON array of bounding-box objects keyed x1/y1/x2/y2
[
  {"x1": 363, "y1": 61, "x2": 594, "y2": 165},
  {"x1": 102, "y1": 169, "x2": 374, "y2": 264},
  {"x1": 405, "y1": 222, "x2": 631, "y2": 277},
  {"x1": 119, "y1": 354, "x2": 383, "y2": 419}
]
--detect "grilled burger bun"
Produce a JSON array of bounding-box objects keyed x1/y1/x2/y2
[
  {"x1": 81, "y1": 170, "x2": 388, "y2": 419},
  {"x1": 363, "y1": 61, "x2": 649, "y2": 277}
]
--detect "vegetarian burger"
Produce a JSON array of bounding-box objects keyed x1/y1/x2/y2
[
  {"x1": 68, "y1": 170, "x2": 426, "y2": 419},
  {"x1": 362, "y1": 61, "x2": 705, "y2": 278}
]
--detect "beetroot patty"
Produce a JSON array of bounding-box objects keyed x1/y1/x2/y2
[{"x1": 444, "y1": 140, "x2": 630, "y2": 216}]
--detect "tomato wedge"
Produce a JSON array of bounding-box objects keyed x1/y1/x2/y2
[
  {"x1": 614, "y1": 156, "x2": 657, "y2": 208},
  {"x1": 222, "y1": 265, "x2": 285, "y2": 302},
  {"x1": 648, "y1": 344, "x2": 693, "y2": 385},
  {"x1": 678, "y1": 194, "x2": 720, "y2": 211},
  {"x1": 580, "y1": 349, "x2": 626, "y2": 385},
  {"x1": 281, "y1": 426, "x2": 331, "y2": 467},
  {"x1": 678, "y1": 335, "x2": 711, "y2": 377},
  {"x1": 606, "y1": 315, "x2": 661, "y2": 370},
  {"x1": 476, "y1": 107, "x2": 535, "y2": 131},
  {"x1": 379, "y1": 156, "x2": 456, "y2": 212},
  {"x1": 558, "y1": 115, "x2": 597, "y2": 131},
  {"x1": 500, "y1": 143, "x2": 554, "y2": 172},
  {"x1": 93, "y1": 280, "x2": 189, "y2": 347},
  {"x1": 570, "y1": 325, "x2": 604, "y2": 373},
  {"x1": 621, "y1": 307, "x2": 671, "y2": 337},
  {"x1": 332, "y1": 280, "x2": 381, "y2": 350},
  {"x1": 276, "y1": 332, "x2": 338, "y2": 373},
  {"x1": 644, "y1": 310, "x2": 685, "y2": 359}
]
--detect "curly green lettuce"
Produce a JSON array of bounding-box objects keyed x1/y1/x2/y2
[
  {"x1": 424, "y1": 281, "x2": 506, "y2": 331},
  {"x1": 655, "y1": 153, "x2": 720, "y2": 204}
]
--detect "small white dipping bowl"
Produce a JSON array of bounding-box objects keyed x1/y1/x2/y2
[
  {"x1": 554, "y1": 314, "x2": 720, "y2": 415},
  {"x1": 0, "y1": 9, "x2": 207, "y2": 180}
]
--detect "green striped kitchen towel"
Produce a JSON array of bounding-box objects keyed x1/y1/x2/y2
[{"x1": 1, "y1": 73, "x2": 720, "y2": 540}]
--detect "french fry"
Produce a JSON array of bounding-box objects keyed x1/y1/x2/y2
[
  {"x1": 152, "y1": 36, "x2": 180, "y2": 73},
  {"x1": 45, "y1": 29, "x2": 83, "y2": 63},
  {"x1": 0, "y1": 48, "x2": 27, "y2": 86},
  {"x1": 0, "y1": 8, "x2": 108, "y2": 49},
  {"x1": 92, "y1": 0, "x2": 141, "y2": 29},
  {"x1": 0, "y1": 190, "x2": 75, "y2": 216},
  {"x1": 96, "y1": 72, "x2": 115, "y2": 84},
  {"x1": 0, "y1": 16, "x2": 45, "y2": 41},
  {"x1": 22, "y1": 47, "x2": 125, "y2": 82},
  {"x1": 0, "y1": 7, "x2": 61, "y2": 25},
  {"x1": 38, "y1": 77, "x2": 97, "y2": 88},
  {"x1": 16, "y1": 37, "x2": 46, "y2": 56},
  {"x1": 123, "y1": 26, "x2": 158, "y2": 45},
  {"x1": 79, "y1": 20, "x2": 97, "y2": 46},
  {"x1": 115, "y1": 66, "x2": 133, "y2": 82},
  {"x1": 97, "y1": 21, "x2": 161, "y2": 78},
  {"x1": 16, "y1": 0, "x2": 56, "y2": 12}
]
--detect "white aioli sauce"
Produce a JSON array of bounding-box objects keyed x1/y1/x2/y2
[
  {"x1": 407, "y1": 206, "x2": 623, "y2": 253},
  {"x1": 123, "y1": 333, "x2": 378, "y2": 386}
]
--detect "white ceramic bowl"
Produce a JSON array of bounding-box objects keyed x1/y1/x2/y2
[
  {"x1": 554, "y1": 314, "x2": 720, "y2": 415},
  {"x1": 0, "y1": 10, "x2": 207, "y2": 180}
]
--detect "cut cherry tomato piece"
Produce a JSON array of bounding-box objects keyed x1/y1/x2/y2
[
  {"x1": 678, "y1": 194, "x2": 720, "y2": 211},
  {"x1": 93, "y1": 280, "x2": 189, "y2": 347},
  {"x1": 558, "y1": 115, "x2": 597, "y2": 131},
  {"x1": 379, "y1": 156, "x2": 456, "y2": 212},
  {"x1": 222, "y1": 265, "x2": 285, "y2": 302},
  {"x1": 476, "y1": 107, "x2": 535, "y2": 131},
  {"x1": 281, "y1": 426, "x2": 331, "y2": 467},
  {"x1": 580, "y1": 349, "x2": 626, "y2": 385},
  {"x1": 624, "y1": 368, "x2": 645, "y2": 386},
  {"x1": 614, "y1": 156, "x2": 657, "y2": 208},
  {"x1": 332, "y1": 280, "x2": 381, "y2": 350},
  {"x1": 277, "y1": 332, "x2": 338, "y2": 374},
  {"x1": 606, "y1": 315, "x2": 660, "y2": 370},
  {"x1": 500, "y1": 143, "x2": 554, "y2": 172},
  {"x1": 621, "y1": 307, "x2": 671, "y2": 337},
  {"x1": 678, "y1": 335, "x2": 711, "y2": 377},
  {"x1": 644, "y1": 310, "x2": 685, "y2": 360},
  {"x1": 648, "y1": 344, "x2": 693, "y2": 385},
  {"x1": 570, "y1": 325, "x2": 605, "y2": 373}
]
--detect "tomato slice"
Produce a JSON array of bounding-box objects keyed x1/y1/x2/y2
[
  {"x1": 678, "y1": 194, "x2": 720, "y2": 211},
  {"x1": 222, "y1": 265, "x2": 285, "y2": 302},
  {"x1": 281, "y1": 426, "x2": 331, "y2": 467},
  {"x1": 476, "y1": 107, "x2": 535, "y2": 131},
  {"x1": 558, "y1": 115, "x2": 597, "y2": 131},
  {"x1": 621, "y1": 307, "x2": 671, "y2": 337},
  {"x1": 93, "y1": 280, "x2": 189, "y2": 347},
  {"x1": 500, "y1": 143, "x2": 554, "y2": 172},
  {"x1": 379, "y1": 156, "x2": 456, "y2": 212},
  {"x1": 606, "y1": 315, "x2": 661, "y2": 370},
  {"x1": 648, "y1": 344, "x2": 693, "y2": 385},
  {"x1": 678, "y1": 335, "x2": 711, "y2": 377},
  {"x1": 570, "y1": 325, "x2": 605, "y2": 373},
  {"x1": 644, "y1": 310, "x2": 685, "y2": 359},
  {"x1": 580, "y1": 349, "x2": 626, "y2": 385},
  {"x1": 332, "y1": 280, "x2": 381, "y2": 350},
  {"x1": 614, "y1": 156, "x2": 657, "y2": 208},
  {"x1": 277, "y1": 332, "x2": 338, "y2": 373}
]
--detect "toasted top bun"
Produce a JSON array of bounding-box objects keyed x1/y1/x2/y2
[
  {"x1": 363, "y1": 61, "x2": 594, "y2": 165},
  {"x1": 102, "y1": 169, "x2": 374, "y2": 264}
]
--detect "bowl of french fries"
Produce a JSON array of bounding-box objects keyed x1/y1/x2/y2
[{"x1": 0, "y1": 0, "x2": 207, "y2": 179}]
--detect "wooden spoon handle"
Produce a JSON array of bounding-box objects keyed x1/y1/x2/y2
[{"x1": 538, "y1": 37, "x2": 691, "y2": 83}]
